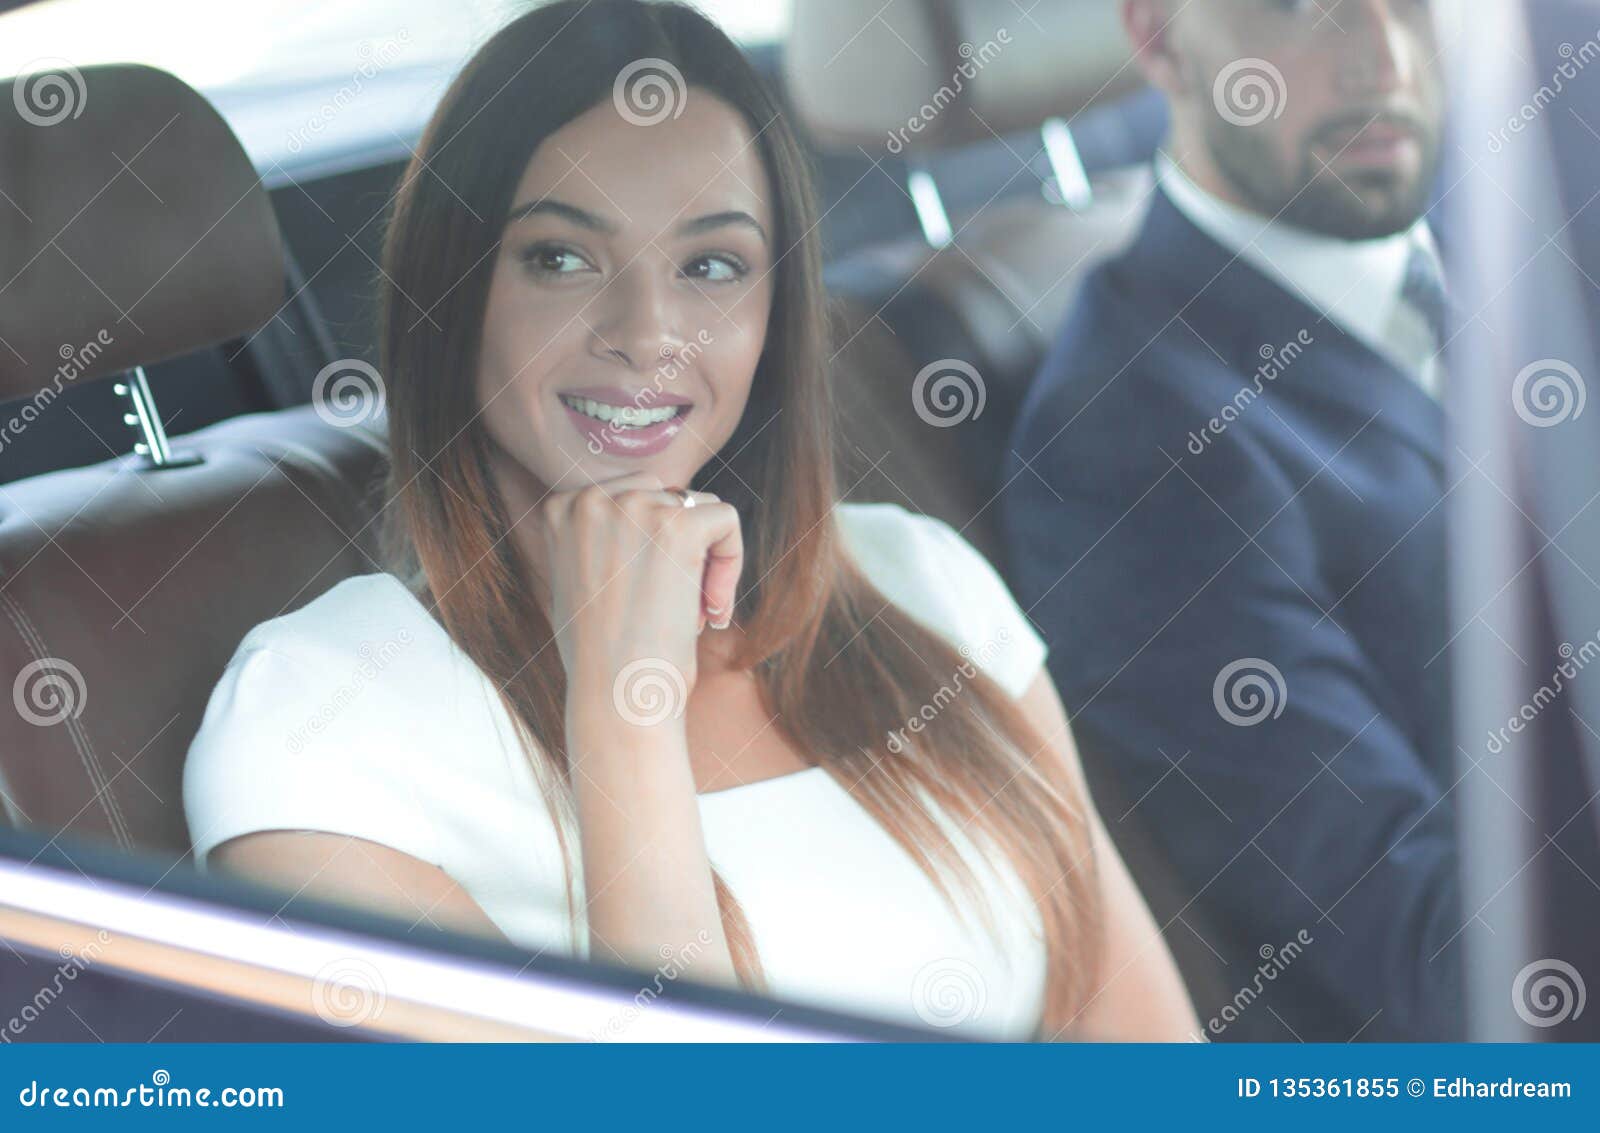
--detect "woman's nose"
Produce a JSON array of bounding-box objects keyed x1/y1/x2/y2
[{"x1": 589, "y1": 265, "x2": 685, "y2": 371}]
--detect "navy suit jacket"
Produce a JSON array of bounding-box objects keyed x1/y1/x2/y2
[{"x1": 1003, "y1": 188, "x2": 1464, "y2": 1041}]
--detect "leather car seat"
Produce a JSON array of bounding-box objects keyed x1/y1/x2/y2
[
  {"x1": 791, "y1": 0, "x2": 1232, "y2": 1023},
  {"x1": 0, "y1": 64, "x2": 389, "y2": 862},
  {"x1": 790, "y1": 0, "x2": 1153, "y2": 559}
]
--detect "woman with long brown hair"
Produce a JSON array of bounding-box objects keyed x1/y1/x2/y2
[{"x1": 185, "y1": 0, "x2": 1196, "y2": 1040}]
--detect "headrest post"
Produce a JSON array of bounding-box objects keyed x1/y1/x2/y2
[
  {"x1": 906, "y1": 166, "x2": 955, "y2": 249},
  {"x1": 114, "y1": 367, "x2": 201, "y2": 471},
  {"x1": 1041, "y1": 118, "x2": 1093, "y2": 210}
]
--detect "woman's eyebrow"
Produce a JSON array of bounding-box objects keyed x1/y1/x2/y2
[
  {"x1": 504, "y1": 199, "x2": 767, "y2": 245},
  {"x1": 504, "y1": 197, "x2": 616, "y2": 232},
  {"x1": 677, "y1": 210, "x2": 768, "y2": 245}
]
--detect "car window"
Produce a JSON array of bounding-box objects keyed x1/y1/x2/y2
[
  {"x1": 2, "y1": 0, "x2": 1596, "y2": 1051},
  {"x1": 0, "y1": 0, "x2": 793, "y2": 92}
]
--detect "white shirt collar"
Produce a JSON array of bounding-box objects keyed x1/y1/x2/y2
[{"x1": 1154, "y1": 151, "x2": 1436, "y2": 366}]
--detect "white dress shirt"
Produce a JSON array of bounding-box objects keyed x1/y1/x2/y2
[{"x1": 1156, "y1": 152, "x2": 1442, "y2": 398}]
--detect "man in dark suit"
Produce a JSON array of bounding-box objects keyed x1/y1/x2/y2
[{"x1": 1003, "y1": 0, "x2": 1461, "y2": 1040}]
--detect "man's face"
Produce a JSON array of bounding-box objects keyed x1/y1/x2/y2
[{"x1": 1161, "y1": 0, "x2": 1443, "y2": 239}]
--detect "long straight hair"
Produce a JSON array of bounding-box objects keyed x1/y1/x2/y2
[{"x1": 376, "y1": 0, "x2": 1101, "y2": 1032}]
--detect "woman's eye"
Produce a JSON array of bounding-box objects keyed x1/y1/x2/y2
[
  {"x1": 683, "y1": 254, "x2": 746, "y2": 283},
  {"x1": 519, "y1": 244, "x2": 592, "y2": 276}
]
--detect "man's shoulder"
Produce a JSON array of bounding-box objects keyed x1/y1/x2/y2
[
  {"x1": 1033, "y1": 230, "x2": 1246, "y2": 400},
  {"x1": 1018, "y1": 278, "x2": 1242, "y2": 458}
]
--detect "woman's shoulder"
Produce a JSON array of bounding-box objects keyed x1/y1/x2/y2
[
  {"x1": 183, "y1": 573, "x2": 463, "y2": 868},
  {"x1": 834, "y1": 500, "x2": 980, "y2": 559},
  {"x1": 232, "y1": 572, "x2": 440, "y2": 677},
  {"x1": 834, "y1": 503, "x2": 1048, "y2": 699},
  {"x1": 188, "y1": 571, "x2": 459, "y2": 792},
  {"x1": 833, "y1": 501, "x2": 998, "y2": 592}
]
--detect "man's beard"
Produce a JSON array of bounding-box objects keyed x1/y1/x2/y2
[{"x1": 1203, "y1": 112, "x2": 1440, "y2": 241}]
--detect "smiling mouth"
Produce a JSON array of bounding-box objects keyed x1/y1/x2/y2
[{"x1": 557, "y1": 393, "x2": 690, "y2": 429}]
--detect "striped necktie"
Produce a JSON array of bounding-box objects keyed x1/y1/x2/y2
[{"x1": 1400, "y1": 239, "x2": 1450, "y2": 352}]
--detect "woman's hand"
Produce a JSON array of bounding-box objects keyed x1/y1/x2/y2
[
  {"x1": 534, "y1": 471, "x2": 744, "y2": 702},
  {"x1": 527, "y1": 470, "x2": 744, "y2": 983}
]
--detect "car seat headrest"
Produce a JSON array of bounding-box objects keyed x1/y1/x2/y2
[
  {"x1": 0, "y1": 63, "x2": 286, "y2": 402},
  {"x1": 785, "y1": 0, "x2": 1141, "y2": 156}
]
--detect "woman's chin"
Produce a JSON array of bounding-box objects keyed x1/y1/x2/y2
[{"x1": 551, "y1": 453, "x2": 686, "y2": 490}]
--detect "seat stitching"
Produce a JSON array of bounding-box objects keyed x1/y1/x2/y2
[
  {"x1": 0, "y1": 589, "x2": 133, "y2": 849},
  {"x1": 0, "y1": 590, "x2": 134, "y2": 846}
]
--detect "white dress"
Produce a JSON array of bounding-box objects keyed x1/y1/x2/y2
[{"x1": 183, "y1": 502, "x2": 1051, "y2": 1038}]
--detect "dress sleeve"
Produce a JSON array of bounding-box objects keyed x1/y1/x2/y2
[
  {"x1": 843, "y1": 504, "x2": 1049, "y2": 700},
  {"x1": 182, "y1": 632, "x2": 445, "y2": 870},
  {"x1": 915, "y1": 514, "x2": 1049, "y2": 699}
]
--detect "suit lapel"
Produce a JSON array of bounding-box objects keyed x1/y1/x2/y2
[{"x1": 1119, "y1": 189, "x2": 1447, "y2": 473}]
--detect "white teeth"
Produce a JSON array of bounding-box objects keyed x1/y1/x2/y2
[{"x1": 560, "y1": 395, "x2": 683, "y2": 428}]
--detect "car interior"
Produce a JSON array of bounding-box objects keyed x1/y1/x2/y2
[
  {"x1": 1, "y1": 0, "x2": 1596, "y2": 1042},
  {"x1": 0, "y1": 0, "x2": 1234, "y2": 1036}
]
